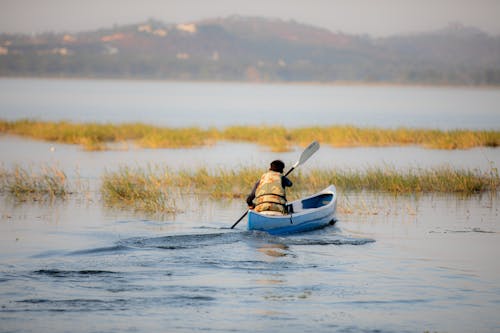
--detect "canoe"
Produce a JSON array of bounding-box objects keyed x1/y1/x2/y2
[{"x1": 248, "y1": 185, "x2": 337, "y2": 235}]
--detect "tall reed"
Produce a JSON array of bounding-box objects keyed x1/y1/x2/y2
[
  {"x1": 1, "y1": 164, "x2": 497, "y2": 214},
  {"x1": 101, "y1": 166, "x2": 177, "y2": 214},
  {"x1": 0, "y1": 165, "x2": 69, "y2": 201},
  {"x1": 99, "y1": 165, "x2": 499, "y2": 215},
  {"x1": 294, "y1": 166, "x2": 500, "y2": 194}
]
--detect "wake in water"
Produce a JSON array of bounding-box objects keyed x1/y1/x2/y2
[
  {"x1": 116, "y1": 225, "x2": 375, "y2": 251},
  {"x1": 28, "y1": 224, "x2": 374, "y2": 259},
  {"x1": 33, "y1": 269, "x2": 117, "y2": 277},
  {"x1": 429, "y1": 227, "x2": 497, "y2": 234}
]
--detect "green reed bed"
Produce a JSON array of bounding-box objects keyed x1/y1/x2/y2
[
  {"x1": 1, "y1": 164, "x2": 498, "y2": 213},
  {"x1": 101, "y1": 166, "x2": 177, "y2": 214},
  {"x1": 176, "y1": 167, "x2": 263, "y2": 198},
  {"x1": 138, "y1": 127, "x2": 214, "y2": 149},
  {"x1": 98, "y1": 165, "x2": 499, "y2": 214},
  {"x1": 290, "y1": 126, "x2": 500, "y2": 150},
  {"x1": 295, "y1": 166, "x2": 500, "y2": 194},
  {"x1": 0, "y1": 120, "x2": 212, "y2": 151},
  {"x1": 1, "y1": 119, "x2": 499, "y2": 151},
  {"x1": 222, "y1": 126, "x2": 291, "y2": 152},
  {"x1": 0, "y1": 166, "x2": 69, "y2": 201}
]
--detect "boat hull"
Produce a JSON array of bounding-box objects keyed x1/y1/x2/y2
[{"x1": 247, "y1": 185, "x2": 337, "y2": 235}]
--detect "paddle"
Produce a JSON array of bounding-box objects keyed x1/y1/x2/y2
[{"x1": 230, "y1": 140, "x2": 320, "y2": 229}]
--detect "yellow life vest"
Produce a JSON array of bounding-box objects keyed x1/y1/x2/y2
[{"x1": 254, "y1": 171, "x2": 287, "y2": 213}]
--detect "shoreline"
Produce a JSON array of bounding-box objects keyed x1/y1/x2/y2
[{"x1": 1, "y1": 75, "x2": 500, "y2": 90}]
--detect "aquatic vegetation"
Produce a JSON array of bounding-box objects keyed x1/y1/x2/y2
[
  {"x1": 137, "y1": 127, "x2": 213, "y2": 149},
  {"x1": 0, "y1": 120, "x2": 213, "y2": 150},
  {"x1": 1, "y1": 119, "x2": 499, "y2": 151},
  {"x1": 98, "y1": 165, "x2": 499, "y2": 214},
  {"x1": 222, "y1": 126, "x2": 291, "y2": 152},
  {"x1": 0, "y1": 165, "x2": 69, "y2": 201},
  {"x1": 294, "y1": 166, "x2": 500, "y2": 194},
  {"x1": 1, "y1": 163, "x2": 498, "y2": 213},
  {"x1": 290, "y1": 126, "x2": 500, "y2": 150},
  {"x1": 101, "y1": 166, "x2": 178, "y2": 214}
]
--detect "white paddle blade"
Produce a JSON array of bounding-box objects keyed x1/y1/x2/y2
[{"x1": 296, "y1": 140, "x2": 320, "y2": 167}]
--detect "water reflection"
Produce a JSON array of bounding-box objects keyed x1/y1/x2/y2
[
  {"x1": 257, "y1": 243, "x2": 289, "y2": 258},
  {"x1": 2, "y1": 136, "x2": 499, "y2": 181}
]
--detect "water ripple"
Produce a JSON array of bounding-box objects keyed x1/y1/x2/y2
[
  {"x1": 115, "y1": 230, "x2": 375, "y2": 252},
  {"x1": 120, "y1": 232, "x2": 239, "y2": 250},
  {"x1": 33, "y1": 269, "x2": 117, "y2": 278},
  {"x1": 68, "y1": 245, "x2": 131, "y2": 256}
]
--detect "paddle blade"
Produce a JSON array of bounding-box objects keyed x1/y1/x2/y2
[{"x1": 294, "y1": 141, "x2": 320, "y2": 168}]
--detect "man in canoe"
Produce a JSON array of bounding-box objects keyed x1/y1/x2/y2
[{"x1": 246, "y1": 160, "x2": 293, "y2": 214}]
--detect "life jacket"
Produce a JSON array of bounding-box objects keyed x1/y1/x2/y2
[{"x1": 254, "y1": 171, "x2": 287, "y2": 213}]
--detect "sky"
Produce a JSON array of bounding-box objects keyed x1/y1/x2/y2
[{"x1": 1, "y1": 0, "x2": 500, "y2": 37}]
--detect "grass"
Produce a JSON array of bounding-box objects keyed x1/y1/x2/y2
[
  {"x1": 294, "y1": 166, "x2": 500, "y2": 194},
  {"x1": 0, "y1": 120, "x2": 211, "y2": 151},
  {"x1": 1, "y1": 119, "x2": 499, "y2": 151},
  {"x1": 290, "y1": 126, "x2": 500, "y2": 150},
  {"x1": 101, "y1": 166, "x2": 177, "y2": 214},
  {"x1": 99, "y1": 165, "x2": 499, "y2": 214},
  {"x1": 2, "y1": 164, "x2": 498, "y2": 213},
  {"x1": 0, "y1": 165, "x2": 69, "y2": 201}
]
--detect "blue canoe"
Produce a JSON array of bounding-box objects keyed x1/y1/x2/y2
[{"x1": 248, "y1": 185, "x2": 337, "y2": 235}]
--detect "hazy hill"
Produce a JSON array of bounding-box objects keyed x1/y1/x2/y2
[{"x1": 1, "y1": 16, "x2": 499, "y2": 85}]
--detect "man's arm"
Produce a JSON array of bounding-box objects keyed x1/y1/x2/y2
[
  {"x1": 246, "y1": 180, "x2": 260, "y2": 207},
  {"x1": 282, "y1": 176, "x2": 293, "y2": 188}
]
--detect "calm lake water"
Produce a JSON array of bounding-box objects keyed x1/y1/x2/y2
[
  {"x1": 1, "y1": 78, "x2": 500, "y2": 129},
  {"x1": 1, "y1": 185, "x2": 499, "y2": 333},
  {"x1": 1, "y1": 78, "x2": 500, "y2": 332}
]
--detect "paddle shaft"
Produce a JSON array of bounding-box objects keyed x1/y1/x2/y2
[
  {"x1": 284, "y1": 167, "x2": 295, "y2": 177},
  {"x1": 230, "y1": 210, "x2": 248, "y2": 229},
  {"x1": 230, "y1": 141, "x2": 319, "y2": 229}
]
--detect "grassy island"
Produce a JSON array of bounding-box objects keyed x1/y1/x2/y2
[{"x1": 1, "y1": 119, "x2": 499, "y2": 151}]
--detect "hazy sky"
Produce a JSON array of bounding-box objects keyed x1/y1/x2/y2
[{"x1": 1, "y1": 0, "x2": 500, "y2": 36}]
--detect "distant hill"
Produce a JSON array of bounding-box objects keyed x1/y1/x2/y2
[{"x1": 1, "y1": 16, "x2": 499, "y2": 85}]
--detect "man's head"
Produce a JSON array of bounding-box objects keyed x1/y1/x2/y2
[{"x1": 270, "y1": 160, "x2": 285, "y2": 173}]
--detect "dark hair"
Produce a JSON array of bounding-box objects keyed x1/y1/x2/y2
[{"x1": 270, "y1": 160, "x2": 285, "y2": 173}]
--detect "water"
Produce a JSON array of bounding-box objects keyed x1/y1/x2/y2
[
  {"x1": 1, "y1": 78, "x2": 500, "y2": 129},
  {"x1": 1, "y1": 192, "x2": 499, "y2": 333},
  {"x1": 1, "y1": 136, "x2": 499, "y2": 181},
  {"x1": 1, "y1": 78, "x2": 500, "y2": 332}
]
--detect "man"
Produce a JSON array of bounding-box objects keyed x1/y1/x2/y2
[{"x1": 246, "y1": 160, "x2": 293, "y2": 214}]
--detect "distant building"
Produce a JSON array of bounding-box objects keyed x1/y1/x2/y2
[
  {"x1": 52, "y1": 48, "x2": 71, "y2": 56},
  {"x1": 101, "y1": 34, "x2": 125, "y2": 42},
  {"x1": 153, "y1": 29, "x2": 168, "y2": 37},
  {"x1": 138, "y1": 25, "x2": 153, "y2": 33},
  {"x1": 176, "y1": 23, "x2": 197, "y2": 34},
  {"x1": 36, "y1": 48, "x2": 72, "y2": 56},
  {"x1": 63, "y1": 34, "x2": 76, "y2": 43},
  {"x1": 176, "y1": 53, "x2": 190, "y2": 60},
  {"x1": 138, "y1": 25, "x2": 168, "y2": 37},
  {"x1": 104, "y1": 45, "x2": 119, "y2": 55}
]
